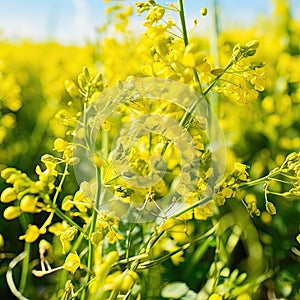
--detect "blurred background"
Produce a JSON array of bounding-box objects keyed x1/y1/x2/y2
[
  {"x1": 0, "y1": 0, "x2": 300, "y2": 299},
  {"x1": 0, "y1": 0, "x2": 300, "y2": 45}
]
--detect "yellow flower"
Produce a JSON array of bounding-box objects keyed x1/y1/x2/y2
[
  {"x1": 297, "y1": 234, "x2": 300, "y2": 244},
  {"x1": 53, "y1": 138, "x2": 68, "y2": 152},
  {"x1": 60, "y1": 227, "x2": 78, "y2": 254},
  {"x1": 19, "y1": 224, "x2": 40, "y2": 243},
  {"x1": 145, "y1": 6, "x2": 165, "y2": 24},
  {"x1": 236, "y1": 88, "x2": 258, "y2": 104},
  {"x1": 236, "y1": 294, "x2": 251, "y2": 300},
  {"x1": 63, "y1": 252, "x2": 81, "y2": 274},
  {"x1": 208, "y1": 294, "x2": 222, "y2": 300},
  {"x1": 107, "y1": 228, "x2": 123, "y2": 244},
  {"x1": 194, "y1": 203, "x2": 214, "y2": 220},
  {"x1": 49, "y1": 222, "x2": 78, "y2": 253},
  {"x1": 250, "y1": 69, "x2": 266, "y2": 91},
  {"x1": 170, "y1": 250, "x2": 185, "y2": 266}
]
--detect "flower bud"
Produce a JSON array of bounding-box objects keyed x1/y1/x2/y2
[
  {"x1": 1, "y1": 168, "x2": 21, "y2": 181},
  {"x1": 91, "y1": 231, "x2": 104, "y2": 245},
  {"x1": 246, "y1": 40, "x2": 259, "y2": 50},
  {"x1": 82, "y1": 66, "x2": 90, "y2": 80},
  {"x1": 1, "y1": 187, "x2": 17, "y2": 203},
  {"x1": 53, "y1": 138, "x2": 68, "y2": 152},
  {"x1": 64, "y1": 80, "x2": 78, "y2": 97},
  {"x1": 92, "y1": 73, "x2": 104, "y2": 92},
  {"x1": 201, "y1": 7, "x2": 208, "y2": 16},
  {"x1": 266, "y1": 201, "x2": 276, "y2": 215},
  {"x1": 20, "y1": 195, "x2": 37, "y2": 213},
  {"x1": 3, "y1": 206, "x2": 22, "y2": 220},
  {"x1": 213, "y1": 194, "x2": 226, "y2": 206},
  {"x1": 286, "y1": 152, "x2": 298, "y2": 162},
  {"x1": 67, "y1": 157, "x2": 80, "y2": 166},
  {"x1": 78, "y1": 73, "x2": 88, "y2": 90},
  {"x1": 146, "y1": 6, "x2": 165, "y2": 22}
]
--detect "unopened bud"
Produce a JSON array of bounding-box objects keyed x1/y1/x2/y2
[
  {"x1": 1, "y1": 187, "x2": 17, "y2": 203},
  {"x1": 65, "y1": 80, "x2": 78, "y2": 97},
  {"x1": 3, "y1": 206, "x2": 22, "y2": 220},
  {"x1": 201, "y1": 7, "x2": 207, "y2": 16}
]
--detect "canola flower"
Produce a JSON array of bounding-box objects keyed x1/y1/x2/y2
[{"x1": 0, "y1": 1, "x2": 300, "y2": 299}]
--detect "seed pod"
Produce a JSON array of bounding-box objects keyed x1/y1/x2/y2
[
  {"x1": 120, "y1": 270, "x2": 139, "y2": 292},
  {"x1": 105, "y1": 251, "x2": 119, "y2": 266},
  {"x1": 109, "y1": 272, "x2": 125, "y2": 300}
]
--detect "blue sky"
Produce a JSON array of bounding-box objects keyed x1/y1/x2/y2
[{"x1": 0, "y1": 0, "x2": 299, "y2": 44}]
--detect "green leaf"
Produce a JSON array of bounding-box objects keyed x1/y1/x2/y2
[{"x1": 161, "y1": 282, "x2": 189, "y2": 299}]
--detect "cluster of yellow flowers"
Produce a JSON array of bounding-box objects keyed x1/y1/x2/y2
[{"x1": 0, "y1": 0, "x2": 299, "y2": 299}]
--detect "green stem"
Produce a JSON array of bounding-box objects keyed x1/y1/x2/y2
[
  {"x1": 53, "y1": 205, "x2": 88, "y2": 238},
  {"x1": 18, "y1": 210, "x2": 31, "y2": 296},
  {"x1": 81, "y1": 167, "x2": 101, "y2": 300},
  {"x1": 19, "y1": 242, "x2": 30, "y2": 295},
  {"x1": 203, "y1": 61, "x2": 233, "y2": 95},
  {"x1": 178, "y1": 0, "x2": 188, "y2": 46},
  {"x1": 210, "y1": 0, "x2": 220, "y2": 68},
  {"x1": 137, "y1": 243, "x2": 190, "y2": 269},
  {"x1": 158, "y1": 0, "x2": 207, "y2": 158},
  {"x1": 53, "y1": 164, "x2": 69, "y2": 206},
  {"x1": 237, "y1": 167, "x2": 285, "y2": 190},
  {"x1": 178, "y1": 0, "x2": 204, "y2": 97},
  {"x1": 210, "y1": 0, "x2": 222, "y2": 116},
  {"x1": 173, "y1": 196, "x2": 210, "y2": 218}
]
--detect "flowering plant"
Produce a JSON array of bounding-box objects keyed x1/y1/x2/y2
[{"x1": 0, "y1": 1, "x2": 299, "y2": 299}]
